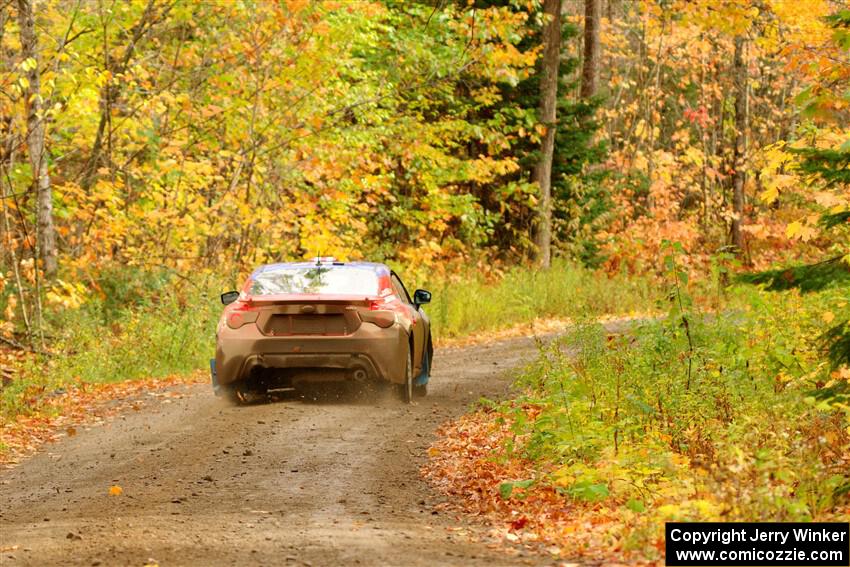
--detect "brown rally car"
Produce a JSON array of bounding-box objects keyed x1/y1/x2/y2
[{"x1": 211, "y1": 258, "x2": 433, "y2": 403}]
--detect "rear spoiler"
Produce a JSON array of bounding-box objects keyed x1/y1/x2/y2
[{"x1": 242, "y1": 294, "x2": 377, "y2": 306}]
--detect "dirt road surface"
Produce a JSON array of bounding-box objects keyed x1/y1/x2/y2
[{"x1": 0, "y1": 336, "x2": 555, "y2": 567}]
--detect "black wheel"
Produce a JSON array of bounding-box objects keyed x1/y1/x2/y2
[
  {"x1": 397, "y1": 347, "x2": 413, "y2": 404},
  {"x1": 413, "y1": 337, "x2": 432, "y2": 399}
]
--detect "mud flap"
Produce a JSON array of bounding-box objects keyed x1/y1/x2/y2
[{"x1": 210, "y1": 358, "x2": 220, "y2": 395}]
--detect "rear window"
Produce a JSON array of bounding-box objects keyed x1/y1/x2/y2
[{"x1": 249, "y1": 266, "x2": 379, "y2": 296}]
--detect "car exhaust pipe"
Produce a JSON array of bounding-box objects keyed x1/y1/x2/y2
[{"x1": 352, "y1": 368, "x2": 368, "y2": 382}]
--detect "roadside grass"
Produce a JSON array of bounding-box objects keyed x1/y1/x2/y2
[
  {"x1": 0, "y1": 261, "x2": 657, "y2": 421},
  {"x1": 1, "y1": 271, "x2": 225, "y2": 420},
  {"x1": 425, "y1": 281, "x2": 850, "y2": 562},
  {"x1": 422, "y1": 259, "x2": 658, "y2": 340}
]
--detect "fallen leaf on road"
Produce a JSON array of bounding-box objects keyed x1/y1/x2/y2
[
  {"x1": 108, "y1": 485, "x2": 123, "y2": 496},
  {"x1": 0, "y1": 370, "x2": 205, "y2": 466}
]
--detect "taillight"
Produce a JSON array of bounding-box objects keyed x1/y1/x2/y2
[
  {"x1": 369, "y1": 294, "x2": 397, "y2": 310},
  {"x1": 359, "y1": 310, "x2": 396, "y2": 328},
  {"x1": 226, "y1": 302, "x2": 259, "y2": 329},
  {"x1": 363, "y1": 294, "x2": 401, "y2": 328}
]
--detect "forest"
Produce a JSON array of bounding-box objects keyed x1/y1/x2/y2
[{"x1": 0, "y1": 0, "x2": 848, "y2": 564}]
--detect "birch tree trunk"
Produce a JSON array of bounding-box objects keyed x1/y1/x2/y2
[
  {"x1": 18, "y1": 0, "x2": 58, "y2": 277},
  {"x1": 533, "y1": 0, "x2": 561, "y2": 269}
]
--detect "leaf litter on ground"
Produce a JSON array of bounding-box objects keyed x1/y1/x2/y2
[{"x1": 0, "y1": 369, "x2": 205, "y2": 466}]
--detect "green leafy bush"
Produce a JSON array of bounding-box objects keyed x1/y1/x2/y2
[
  {"x1": 500, "y1": 259, "x2": 849, "y2": 526},
  {"x1": 1, "y1": 270, "x2": 226, "y2": 418}
]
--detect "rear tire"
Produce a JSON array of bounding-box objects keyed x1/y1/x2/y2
[
  {"x1": 397, "y1": 349, "x2": 413, "y2": 404},
  {"x1": 413, "y1": 338, "x2": 431, "y2": 399}
]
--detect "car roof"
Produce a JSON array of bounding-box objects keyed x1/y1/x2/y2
[{"x1": 249, "y1": 261, "x2": 390, "y2": 279}]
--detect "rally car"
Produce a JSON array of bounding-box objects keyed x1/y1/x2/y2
[{"x1": 211, "y1": 258, "x2": 433, "y2": 403}]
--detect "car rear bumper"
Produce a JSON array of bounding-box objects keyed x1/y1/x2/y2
[{"x1": 215, "y1": 321, "x2": 409, "y2": 388}]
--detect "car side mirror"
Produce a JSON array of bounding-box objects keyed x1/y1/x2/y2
[
  {"x1": 413, "y1": 289, "x2": 431, "y2": 306},
  {"x1": 221, "y1": 291, "x2": 239, "y2": 305}
]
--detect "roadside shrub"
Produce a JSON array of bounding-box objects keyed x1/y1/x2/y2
[
  {"x1": 497, "y1": 280, "x2": 849, "y2": 546},
  {"x1": 1, "y1": 271, "x2": 227, "y2": 418}
]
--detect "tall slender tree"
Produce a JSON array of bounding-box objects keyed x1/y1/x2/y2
[
  {"x1": 580, "y1": 0, "x2": 601, "y2": 99},
  {"x1": 533, "y1": 0, "x2": 562, "y2": 268},
  {"x1": 17, "y1": 0, "x2": 57, "y2": 277},
  {"x1": 730, "y1": 35, "x2": 748, "y2": 257}
]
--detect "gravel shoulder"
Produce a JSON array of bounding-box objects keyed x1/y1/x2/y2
[{"x1": 0, "y1": 336, "x2": 553, "y2": 567}]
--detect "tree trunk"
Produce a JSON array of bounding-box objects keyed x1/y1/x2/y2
[
  {"x1": 580, "y1": 0, "x2": 601, "y2": 99},
  {"x1": 18, "y1": 0, "x2": 57, "y2": 277},
  {"x1": 81, "y1": 0, "x2": 158, "y2": 191},
  {"x1": 606, "y1": 0, "x2": 620, "y2": 21},
  {"x1": 730, "y1": 36, "x2": 747, "y2": 256},
  {"x1": 532, "y1": 0, "x2": 561, "y2": 269}
]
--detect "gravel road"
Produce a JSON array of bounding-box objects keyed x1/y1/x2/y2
[{"x1": 0, "y1": 336, "x2": 554, "y2": 567}]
